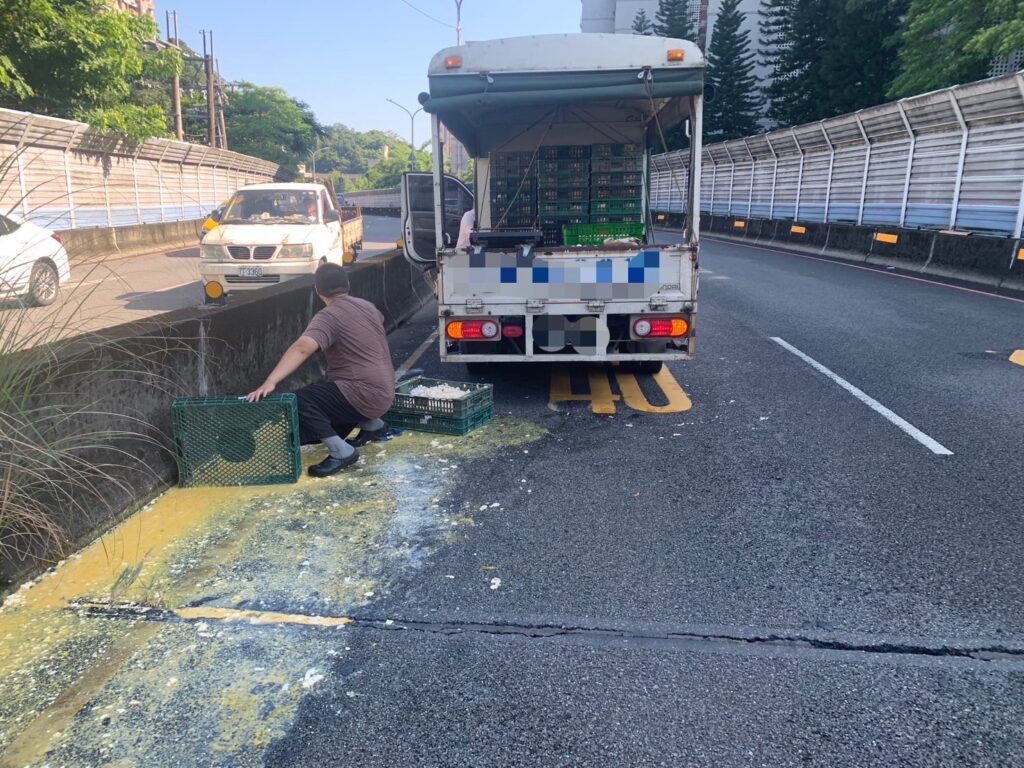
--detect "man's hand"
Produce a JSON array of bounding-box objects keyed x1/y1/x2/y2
[{"x1": 246, "y1": 381, "x2": 276, "y2": 402}]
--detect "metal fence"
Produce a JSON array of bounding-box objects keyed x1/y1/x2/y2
[
  {"x1": 345, "y1": 187, "x2": 400, "y2": 209},
  {"x1": 650, "y1": 71, "x2": 1024, "y2": 238},
  {"x1": 0, "y1": 108, "x2": 283, "y2": 231}
]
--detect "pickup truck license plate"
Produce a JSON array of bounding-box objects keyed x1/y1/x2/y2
[{"x1": 239, "y1": 266, "x2": 263, "y2": 278}]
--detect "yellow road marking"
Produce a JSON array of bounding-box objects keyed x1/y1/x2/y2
[
  {"x1": 177, "y1": 606, "x2": 354, "y2": 627},
  {"x1": 1011, "y1": 349, "x2": 1024, "y2": 367},
  {"x1": 588, "y1": 369, "x2": 618, "y2": 415},
  {"x1": 616, "y1": 367, "x2": 693, "y2": 414},
  {"x1": 549, "y1": 365, "x2": 692, "y2": 415}
]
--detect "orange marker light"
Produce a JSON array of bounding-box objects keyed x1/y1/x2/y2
[
  {"x1": 445, "y1": 55, "x2": 463, "y2": 70},
  {"x1": 667, "y1": 49, "x2": 685, "y2": 62}
]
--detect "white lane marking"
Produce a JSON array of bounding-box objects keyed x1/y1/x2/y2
[
  {"x1": 771, "y1": 336, "x2": 953, "y2": 456},
  {"x1": 396, "y1": 329, "x2": 439, "y2": 376}
]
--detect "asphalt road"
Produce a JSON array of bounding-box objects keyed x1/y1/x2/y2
[
  {"x1": 2, "y1": 235, "x2": 1022, "y2": 766},
  {"x1": 268, "y1": 238, "x2": 1024, "y2": 766},
  {"x1": 1, "y1": 215, "x2": 401, "y2": 341}
]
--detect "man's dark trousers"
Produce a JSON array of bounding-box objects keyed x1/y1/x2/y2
[{"x1": 294, "y1": 381, "x2": 365, "y2": 445}]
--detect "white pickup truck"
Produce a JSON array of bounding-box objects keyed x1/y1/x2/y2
[
  {"x1": 199, "y1": 182, "x2": 363, "y2": 302},
  {"x1": 401, "y1": 34, "x2": 704, "y2": 373}
]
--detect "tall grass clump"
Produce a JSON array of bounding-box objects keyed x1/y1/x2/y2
[{"x1": 0, "y1": 132, "x2": 194, "y2": 586}]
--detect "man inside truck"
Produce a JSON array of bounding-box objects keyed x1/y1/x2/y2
[{"x1": 246, "y1": 263, "x2": 394, "y2": 477}]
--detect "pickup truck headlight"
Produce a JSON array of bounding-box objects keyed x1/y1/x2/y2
[
  {"x1": 200, "y1": 244, "x2": 227, "y2": 259},
  {"x1": 278, "y1": 244, "x2": 314, "y2": 260}
]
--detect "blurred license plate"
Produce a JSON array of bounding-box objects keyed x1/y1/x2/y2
[{"x1": 239, "y1": 266, "x2": 263, "y2": 278}]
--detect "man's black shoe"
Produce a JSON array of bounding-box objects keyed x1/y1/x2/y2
[
  {"x1": 350, "y1": 426, "x2": 388, "y2": 447},
  {"x1": 308, "y1": 450, "x2": 359, "y2": 477}
]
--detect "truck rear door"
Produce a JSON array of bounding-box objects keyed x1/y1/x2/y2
[{"x1": 400, "y1": 172, "x2": 472, "y2": 268}]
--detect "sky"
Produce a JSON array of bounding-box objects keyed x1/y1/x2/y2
[{"x1": 164, "y1": 0, "x2": 583, "y2": 140}]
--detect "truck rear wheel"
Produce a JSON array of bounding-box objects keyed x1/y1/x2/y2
[{"x1": 638, "y1": 360, "x2": 663, "y2": 375}]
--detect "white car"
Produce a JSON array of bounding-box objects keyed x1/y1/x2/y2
[{"x1": 0, "y1": 212, "x2": 71, "y2": 306}]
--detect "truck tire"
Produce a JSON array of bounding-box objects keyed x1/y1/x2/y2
[
  {"x1": 28, "y1": 261, "x2": 60, "y2": 306},
  {"x1": 638, "y1": 360, "x2": 663, "y2": 375}
]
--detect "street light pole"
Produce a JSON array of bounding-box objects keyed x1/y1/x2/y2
[
  {"x1": 455, "y1": 0, "x2": 463, "y2": 45},
  {"x1": 386, "y1": 99, "x2": 423, "y2": 172}
]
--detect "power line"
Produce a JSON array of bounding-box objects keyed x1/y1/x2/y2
[{"x1": 398, "y1": 0, "x2": 456, "y2": 29}]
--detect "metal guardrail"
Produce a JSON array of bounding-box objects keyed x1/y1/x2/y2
[
  {"x1": 651, "y1": 71, "x2": 1024, "y2": 238},
  {"x1": 0, "y1": 108, "x2": 284, "y2": 230},
  {"x1": 345, "y1": 187, "x2": 400, "y2": 209}
]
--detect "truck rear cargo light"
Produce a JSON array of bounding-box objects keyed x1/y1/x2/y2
[
  {"x1": 633, "y1": 317, "x2": 688, "y2": 338},
  {"x1": 502, "y1": 325, "x2": 524, "y2": 339},
  {"x1": 667, "y1": 49, "x2": 685, "y2": 62},
  {"x1": 445, "y1": 55, "x2": 463, "y2": 69},
  {"x1": 447, "y1": 319, "x2": 500, "y2": 341}
]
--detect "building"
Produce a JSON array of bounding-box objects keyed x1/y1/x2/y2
[
  {"x1": 580, "y1": 0, "x2": 764, "y2": 78},
  {"x1": 104, "y1": 0, "x2": 156, "y2": 17}
]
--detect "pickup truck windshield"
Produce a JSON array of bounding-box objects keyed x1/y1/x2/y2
[{"x1": 221, "y1": 191, "x2": 319, "y2": 224}]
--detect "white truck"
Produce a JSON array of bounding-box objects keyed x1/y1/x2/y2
[
  {"x1": 401, "y1": 34, "x2": 704, "y2": 372},
  {"x1": 199, "y1": 182, "x2": 363, "y2": 302}
]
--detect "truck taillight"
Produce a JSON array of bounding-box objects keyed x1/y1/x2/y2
[
  {"x1": 447, "y1": 319, "x2": 500, "y2": 341},
  {"x1": 633, "y1": 316, "x2": 688, "y2": 338}
]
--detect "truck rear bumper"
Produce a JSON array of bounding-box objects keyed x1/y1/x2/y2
[{"x1": 436, "y1": 309, "x2": 696, "y2": 362}]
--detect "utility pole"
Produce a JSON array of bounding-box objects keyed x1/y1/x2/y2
[
  {"x1": 386, "y1": 99, "x2": 423, "y2": 172},
  {"x1": 167, "y1": 10, "x2": 184, "y2": 141},
  {"x1": 455, "y1": 0, "x2": 463, "y2": 45},
  {"x1": 215, "y1": 56, "x2": 228, "y2": 150},
  {"x1": 200, "y1": 30, "x2": 217, "y2": 148}
]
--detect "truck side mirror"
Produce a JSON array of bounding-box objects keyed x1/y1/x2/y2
[{"x1": 324, "y1": 208, "x2": 341, "y2": 223}]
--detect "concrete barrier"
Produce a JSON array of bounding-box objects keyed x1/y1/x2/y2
[
  {"x1": 697, "y1": 215, "x2": 1024, "y2": 295},
  {"x1": 1, "y1": 250, "x2": 435, "y2": 587},
  {"x1": 59, "y1": 219, "x2": 204, "y2": 264}
]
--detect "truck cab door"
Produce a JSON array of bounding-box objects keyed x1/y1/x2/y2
[{"x1": 401, "y1": 172, "x2": 473, "y2": 268}]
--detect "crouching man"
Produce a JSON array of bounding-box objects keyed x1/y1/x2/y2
[{"x1": 247, "y1": 263, "x2": 394, "y2": 477}]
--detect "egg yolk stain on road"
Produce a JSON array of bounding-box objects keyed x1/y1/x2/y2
[{"x1": 0, "y1": 417, "x2": 542, "y2": 767}]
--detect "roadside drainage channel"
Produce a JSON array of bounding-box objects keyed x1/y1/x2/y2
[{"x1": 0, "y1": 419, "x2": 543, "y2": 766}]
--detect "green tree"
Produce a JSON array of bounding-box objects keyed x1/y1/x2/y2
[
  {"x1": 889, "y1": 0, "x2": 1023, "y2": 97},
  {"x1": 0, "y1": 0, "x2": 182, "y2": 142},
  {"x1": 654, "y1": 0, "x2": 694, "y2": 39},
  {"x1": 705, "y1": 0, "x2": 762, "y2": 142},
  {"x1": 223, "y1": 83, "x2": 322, "y2": 168},
  {"x1": 818, "y1": 0, "x2": 907, "y2": 115},
  {"x1": 632, "y1": 9, "x2": 654, "y2": 34},
  {"x1": 758, "y1": 0, "x2": 796, "y2": 126},
  {"x1": 758, "y1": 0, "x2": 830, "y2": 126}
]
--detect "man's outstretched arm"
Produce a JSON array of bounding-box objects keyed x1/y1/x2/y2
[{"x1": 246, "y1": 336, "x2": 320, "y2": 401}]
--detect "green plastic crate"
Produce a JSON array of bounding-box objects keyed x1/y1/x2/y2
[
  {"x1": 563, "y1": 222, "x2": 645, "y2": 245},
  {"x1": 590, "y1": 198, "x2": 643, "y2": 214},
  {"x1": 386, "y1": 403, "x2": 495, "y2": 436},
  {"x1": 593, "y1": 143, "x2": 643, "y2": 158},
  {"x1": 390, "y1": 376, "x2": 493, "y2": 419},
  {"x1": 171, "y1": 394, "x2": 301, "y2": 488}
]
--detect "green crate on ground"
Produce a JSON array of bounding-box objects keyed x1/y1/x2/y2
[
  {"x1": 391, "y1": 376, "x2": 493, "y2": 419},
  {"x1": 386, "y1": 403, "x2": 495, "y2": 436},
  {"x1": 171, "y1": 394, "x2": 301, "y2": 487},
  {"x1": 563, "y1": 222, "x2": 645, "y2": 246}
]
